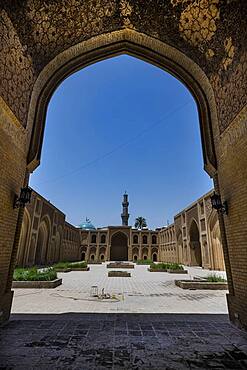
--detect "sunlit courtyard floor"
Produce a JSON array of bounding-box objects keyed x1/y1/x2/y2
[
  {"x1": 11, "y1": 264, "x2": 228, "y2": 314},
  {"x1": 2, "y1": 266, "x2": 247, "y2": 369}
]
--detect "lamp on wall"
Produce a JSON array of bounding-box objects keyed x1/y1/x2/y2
[
  {"x1": 210, "y1": 192, "x2": 228, "y2": 215},
  {"x1": 14, "y1": 187, "x2": 32, "y2": 209}
]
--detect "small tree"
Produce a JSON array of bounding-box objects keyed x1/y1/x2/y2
[{"x1": 134, "y1": 217, "x2": 147, "y2": 229}]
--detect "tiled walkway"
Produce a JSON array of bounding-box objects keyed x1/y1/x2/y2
[
  {"x1": 1, "y1": 313, "x2": 247, "y2": 369},
  {"x1": 11, "y1": 264, "x2": 228, "y2": 314}
]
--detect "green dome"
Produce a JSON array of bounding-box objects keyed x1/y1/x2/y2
[{"x1": 78, "y1": 218, "x2": 96, "y2": 231}]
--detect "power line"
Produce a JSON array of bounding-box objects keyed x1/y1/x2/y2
[{"x1": 35, "y1": 99, "x2": 192, "y2": 186}]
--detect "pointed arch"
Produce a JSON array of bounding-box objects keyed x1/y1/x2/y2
[
  {"x1": 35, "y1": 215, "x2": 51, "y2": 265},
  {"x1": 189, "y1": 219, "x2": 202, "y2": 267},
  {"x1": 110, "y1": 231, "x2": 128, "y2": 261},
  {"x1": 16, "y1": 208, "x2": 31, "y2": 267}
]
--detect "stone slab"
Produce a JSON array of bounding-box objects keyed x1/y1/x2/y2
[{"x1": 12, "y1": 278, "x2": 62, "y2": 289}]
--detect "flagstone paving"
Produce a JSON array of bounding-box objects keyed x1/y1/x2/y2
[
  {"x1": 0, "y1": 313, "x2": 247, "y2": 369},
  {"x1": 11, "y1": 264, "x2": 228, "y2": 314}
]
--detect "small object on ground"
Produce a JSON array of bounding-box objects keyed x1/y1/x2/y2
[{"x1": 90, "y1": 285, "x2": 98, "y2": 297}]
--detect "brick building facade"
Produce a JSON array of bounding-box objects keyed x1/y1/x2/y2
[{"x1": 17, "y1": 189, "x2": 224, "y2": 272}]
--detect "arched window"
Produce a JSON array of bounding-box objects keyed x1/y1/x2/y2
[
  {"x1": 91, "y1": 234, "x2": 96, "y2": 243},
  {"x1": 133, "y1": 255, "x2": 138, "y2": 261},
  {"x1": 133, "y1": 235, "x2": 138, "y2": 244},
  {"x1": 90, "y1": 254, "x2": 95, "y2": 261},
  {"x1": 152, "y1": 235, "x2": 157, "y2": 244},
  {"x1": 100, "y1": 254, "x2": 105, "y2": 261},
  {"x1": 81, "y1": 252, "x2": 86, "y2": 261},
  {"x1": 100, "y1": 234, "x2": 106, "y2": 244},
  {"x1": 143, "y1": 255, "x2": 147, "y2": 260},
  {"x1": 142, "y1": 235, "x2": 147, "y2": 244}
]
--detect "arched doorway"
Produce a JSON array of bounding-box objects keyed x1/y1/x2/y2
[
  {"x1": 209, "y1": 211, "x2": 225, "y2": 271},
  {"x1": 110, "y1": 232, "x2": 128, "y2": 261},
  {"x1": 35, "y1": 219, "x2": 50, "y2": 266},
  {"x1": 177, "y1": 231, "x2": 183, "y2": 264},
  {"x1": 152, "y1": 253, "x2": 157, "y2": 262},
  {"x1": 189, "y1": 220, "x2": 202, "y2": 267},
  {"x1": 16, "y1": 209, "x2": 30, "y2": 267},
  {"x1": 54, "y1": 230, "x2": 62, "y2": 263}
]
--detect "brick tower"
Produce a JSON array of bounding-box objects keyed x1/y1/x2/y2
[{"x1": 121, "y1": 192, "x2": 129, "y2": 226}]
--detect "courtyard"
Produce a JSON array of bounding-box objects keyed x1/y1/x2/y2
[
  {"x1": 12, "y1": 264, "x2": 228, "y2": 314},
  {"x1": 1, "y1": 264, "x2": 247, "y2": 369}
]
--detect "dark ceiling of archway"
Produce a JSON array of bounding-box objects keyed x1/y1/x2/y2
[{"x1": 0, "y1": 0, "x2": 246, "y2": 132}]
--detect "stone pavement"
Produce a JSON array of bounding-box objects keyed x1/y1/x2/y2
[
  {"x1": 11, "y1": 264, "x2": 228, "y2": 314},
  {"x1": 0, "y1": 313, "x2": 247, "y2": 369}
]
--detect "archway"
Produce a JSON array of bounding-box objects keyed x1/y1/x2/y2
[
  {"x1": 110, "y1": 232, "x2": 128, "y2": 261},
  {"x1": 152, "y1": 253, "x2": 157, "y2": 262},
  {"x1": 177, "y1": 231, "x2": 183, "y2": 264},
  {"x1": 209, "y1": 211, "x2": 225, "y2": 271},
  {"x1": 1, "y1": 3, "x2": 246, "y2": 330},
  {"x1": 35, "y1": 219, "x2": 50, "y2": 266},
  {"x1": 189, "y1": 220, "x2": 202, "y2": 267},
  {"x1": 54, "y1": 229, "x2": 62, "y2": 263},
  {"x1": 16, "y1": 209, "x2": 30, "y2": 267}
]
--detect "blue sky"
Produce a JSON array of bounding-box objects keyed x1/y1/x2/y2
[{"x1": 30, "y1": 55, "x2": 213, "y2": 229}]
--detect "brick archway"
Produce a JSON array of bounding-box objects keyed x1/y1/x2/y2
[
  {"x1": 0, "y1": 2, "x2": 246, "y2": 329},
  {"x1": 110, "y1": 232, "x2": 128, "y2": 261}
]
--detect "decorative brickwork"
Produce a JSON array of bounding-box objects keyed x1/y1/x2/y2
[{"x1": 0, "y1": 1, "x2": 246, "y2": 329}]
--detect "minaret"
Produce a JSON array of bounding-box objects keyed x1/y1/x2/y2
[{"x1": 121, "y1": 192, "x2": 129, "y2": 226}]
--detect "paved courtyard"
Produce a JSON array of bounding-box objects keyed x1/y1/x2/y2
[
  {"x1": 12, "y1": 264, "x2": 228, "y2": 314},
  {"x1": 2, "y1": 265, "x2": 247, "y2": 369},
  {"x1": 1, "y1": 313, "x2": 247, "y2": 369}
]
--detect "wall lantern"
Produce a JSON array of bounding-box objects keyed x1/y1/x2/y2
[
  {"x1": 210, "y1": 192, "x2": 228, "y2": 215},
  {"x1": 14, "y1": 187, "x2": 32, "y2": 209}
]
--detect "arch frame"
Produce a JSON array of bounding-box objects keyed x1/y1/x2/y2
[
  {"x1": 35, "y1": 215, "x2": 51, "y2": 265},
  {"x1": 26, "y1": 29, "x2": 219, "y2": 177},
  {"x1": 17, "y1": 208, "x2": 31, "y2": 267}
]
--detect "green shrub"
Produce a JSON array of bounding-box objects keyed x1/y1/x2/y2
[
  {"x1": 136, "y1": 259, "x2": 153, "y2": 265},
  {"x1": 149, "y1": 262, "x2": 184, "y2": 270},
  {"x1": 53, "y1": 261, "x2": 69, "y2": 269},
  {"x1": 150, "y1": 262, "x2": 169, "y2": 270},
  {"x1": 206, "y1": 274, "x2": 227, "y2": 282},
  {"x1": 167, "y1": 263, "x2": 184, "y2": 270},
  {"x1": 13, "y1": 267, "x2": 57, "y2": 281}
]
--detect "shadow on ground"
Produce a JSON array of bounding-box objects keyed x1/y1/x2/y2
[{"x1": 1, "y1": 313, "x2": 247, "y2": 369}]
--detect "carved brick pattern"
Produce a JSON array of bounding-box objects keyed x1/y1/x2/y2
[{"x1": 0, "y1": 0, "x2": 246, "y2": 132}]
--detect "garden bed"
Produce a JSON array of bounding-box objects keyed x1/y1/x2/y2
[
  {"x1": 107, "y1": 263, "x2": 134, "y2": 269},
  {"x1": 136, "y1": 259, "x2": 152, "y2": 265},
  {"x1": 12, "y1": 267, "x2": 62, "y2": 288},
  {"x1": 148, "y1": 268, "x2": 167, "y2": 272},
  {"x1": 12, "y1": 278, "x2": 62, "y2": 289},
  {"x1": 108, "y1": 270, "x2": 131, "y2": 277},
  {"x1": 175, "y1": 280, "x2": 228, "y2": 290},
  {"x1": 70, "y1": 267, "x2": 90, "y2": 271},
  {"x1": 167, "y1": 269, "x2": 188, "y2": 274},
  {"x1": 53, "y1": 261, "x2": 89, "y2": 271}
]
